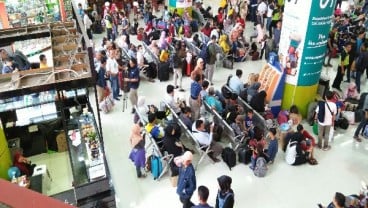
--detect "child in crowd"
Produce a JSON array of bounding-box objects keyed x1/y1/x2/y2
[
  {"x1": 244, "y1": 109, "x2": 254, "y2": 138},
  {"x1": 266, "y1": 128, "x2": 278, "y2": 164}
]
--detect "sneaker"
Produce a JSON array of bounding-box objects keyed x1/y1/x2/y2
[
  {"x1": 322, "y1": 145, "x2": 331, "y2": 151},
  {"x1": 179, "y1": 88, "x2": 185, "y2": 92},
  {"x1": 131, "y1": 108, "x2": 136, "y2": 114},
  {"x1": 327, "y1": 64, "x2": 333, "y2": 67},
  {"x1": 344, "y1": 80, "x2": 350, "y2": 83},
  {"x1": 175, "y1": 85, "x2": 179, "y2": 89},
  {"x1": 353, "y1": 136, "x2": 362, "y2": 142}
]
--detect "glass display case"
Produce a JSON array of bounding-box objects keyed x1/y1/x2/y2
[{"x1": 66, "y1": 111, "x2": 106, "y2": 187}]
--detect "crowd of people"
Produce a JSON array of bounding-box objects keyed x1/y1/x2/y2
[{"x1": 84, "y1": 0, "x2": 368, "y2": 207}]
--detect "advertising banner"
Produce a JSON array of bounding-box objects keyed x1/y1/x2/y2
[
  {"x1": 169, "y1": 0, "x2": 192, "y2": 8},
  {"x1": 298, "y1": 0, "x2": 336, "y2": 86},
  {"x1": 279, "y1": 0, "x2": 336, "y2": 86}
]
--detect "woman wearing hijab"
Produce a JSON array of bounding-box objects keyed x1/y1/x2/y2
[
  {"x1": 128, "y1": 122, "x2": 146, "y2": 178},
  {"x1": 250, "y1": 90, "x2": 267, "y2": 113},
  {"x1": 215, "y1": 175, "x2": 234, "y2": 208},
  {"x1": 13, "y1": 152, "x2": 36, "y2": 177}
]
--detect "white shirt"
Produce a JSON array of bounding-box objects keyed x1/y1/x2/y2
[
  {"x1": 315, "y1": 101, "x2": 337, "y2": 126},
  {"x1": 228, "y1": 75, "x2": 244, "y2": 95},
  {"x1": 137, "y1": 50, "x2": 144, "y2": 67},
  {"x1": 192, "y1": 123, "x2": 213, "y2": 146},
  {"x1": 266, "y1": 5, "x2": 274, "y2": 18},
  {"x1": 106, "y1": 57, "x2": 119, "y2": 74},
  {"x1": 163, "y1": 93, "x2": 181, "y2": 114},
  {"x1": 257, "y1": 1, "x2": 267, "y2": 15},
  {"x1": 83, "y1": 14, "x2": 92, "y2": 30}
]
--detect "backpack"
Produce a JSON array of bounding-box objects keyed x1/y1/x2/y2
[
  {"x1": 285, "y1": 141, "x2": 297, "y2": 165},
  {"x1": 221, "y1": 147, "x2": 236, "y2": 170},
  {"x1": 254, "y1": 156, "x2": 268, "y2": 177},
  {"x1": 150, "y1": 125, "x2": 162, "y2": 140},
  {"x1": 307, "y1": 102, "x2": 318, "y2": 126},
  {"x1": 336, "y1": 117, "x2": 349, "y2": 130},
  {"x1": 317, "y1": 101, "x2": 326, "y2": 123},
  {"x1": 150, "y1": 155, "x2": 163, "y2": 180},
  {"x1": 199, "y1": 42, "x2": 211, "y2": 64},
  {"x1": 277, "y1": 110, "x2": 289, "y2": 125},
  {"x1": 217, "y1": 192, "x2": 233, "y2": 208}
]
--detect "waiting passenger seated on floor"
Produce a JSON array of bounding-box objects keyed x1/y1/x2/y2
[
  {"x1": 192, "y1": 119, "x2": 223, "y2": 162},
  {"x1": 285, "y1": 135, "x2": 309, "y2": 166}
]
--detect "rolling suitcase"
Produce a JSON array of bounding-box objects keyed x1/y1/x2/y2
[
  {"x1": 158, "y1": 62, "x2": 170, "y2": 81},
  {"x1": 150, "y1": 155, "x2": 163, "y2": 180}
]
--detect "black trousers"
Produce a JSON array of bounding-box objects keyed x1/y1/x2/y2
[
  {"x1": 332, "y1": 66, "x2": 344, "y2": 89},
  {"x1": 179, "y1": 196, "x2": 194, "y2": 208}
]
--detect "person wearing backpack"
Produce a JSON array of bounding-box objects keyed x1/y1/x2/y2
[
  {"x1": 215, "y1": 175, "x2": 234, "y2": 208},
  {"x1": 314, "y1": 91, "x2": 337, "y2": 151},
  {"x1": 176, "y1": 151, "x2": 196, "y2": 208}
]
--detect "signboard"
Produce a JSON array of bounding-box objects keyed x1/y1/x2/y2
[
  {"x1": 279, "y1": 0, "x2": 336, "y2": 86},
  {"x1": 258, "y1": 53, "x2": 286, "y2": 116}
]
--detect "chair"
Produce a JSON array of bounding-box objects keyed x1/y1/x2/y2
[{"x1": 164, "y1": 101, "x2": 214, "y2": 170}]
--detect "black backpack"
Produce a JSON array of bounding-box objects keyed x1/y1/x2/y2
[
  {"x1": 337, "y1": 117, "x2": 349, "y2": 130},
  {"x1": 221, "y1": 147, "x2": 236, "y2": 170}
]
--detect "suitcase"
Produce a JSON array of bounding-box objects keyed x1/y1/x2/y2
[
  {"x1": 238, "y1": 146, "x2": 252, "y2": 164},
  {"x1": 150, "y1": 155, "x2": 163, "y2": 180},
  {"x1": 158, "y1": 62, "x2": 170, "y2": 81}
]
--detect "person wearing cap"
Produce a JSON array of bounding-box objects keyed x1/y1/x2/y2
[
  {"x1": 215, "y1": 175, "x2": 234, "y2": 208},
  {"x1": 176, "y1": 151, "x2": 196, "y2": 208}
]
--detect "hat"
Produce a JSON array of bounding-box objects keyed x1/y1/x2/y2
[{"x1": 181, "y1": 151, "x2": 193, "y2": 162}]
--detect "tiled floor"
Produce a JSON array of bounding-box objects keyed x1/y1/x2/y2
[{"x1": 31, "y1": 0, "x2": 368, "y2": 207}]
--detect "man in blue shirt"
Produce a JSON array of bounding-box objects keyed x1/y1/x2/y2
[
  {"x1": 177, "y1": 151, "x2": 196, "y2": 208},
  {"x1": 189, "y1": 74, "x2": 202, "y2": 120},
  {"x1": 244, "y1": 109, "x2": 255, "y2": 138},
  {"x1": 125, "y1": 58, "x2": 140, "y2": 114}
]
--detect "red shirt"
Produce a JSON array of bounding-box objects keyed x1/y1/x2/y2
[
  {"x1": 201, "y1": 27, "x2": 212, "y2": 37},
  {"x1": 236, "y1": 18, "x2": 246, "y2": 29}
]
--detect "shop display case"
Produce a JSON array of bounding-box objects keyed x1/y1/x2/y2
[{"x1": 0, "y1": 1, "x2": 115, "y2": 207}]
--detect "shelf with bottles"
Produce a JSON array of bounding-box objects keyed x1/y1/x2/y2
[
  {"x1": 6, "y1": 0, "x2": 47, "y2": 28},
  {"x1": 0, "y1": 88, "x2": 87, "y2": 113}
]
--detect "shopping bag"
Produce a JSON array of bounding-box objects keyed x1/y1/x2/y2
[{"x1": 313, "y1": 122, "x2": 318, "y2": 136}]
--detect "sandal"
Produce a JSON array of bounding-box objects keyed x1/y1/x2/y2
[{"x1": 308, "y1": 158, "x2": 318, "y2": 165}]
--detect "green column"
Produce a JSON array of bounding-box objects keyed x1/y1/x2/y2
[
  {"x1": 280, "y1": 0, "x2": 336, "y2": 117},
  {"x1": 0, "y1": 126, "x2": 12, "y2": 180}
]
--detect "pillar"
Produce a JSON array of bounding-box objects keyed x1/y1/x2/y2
[
  {"x1": 0, "y1": 125, "x2": 12, "y2": 180},
  {"x1": 280, "y1": 0, "x2": 336, "y2": 116}
]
